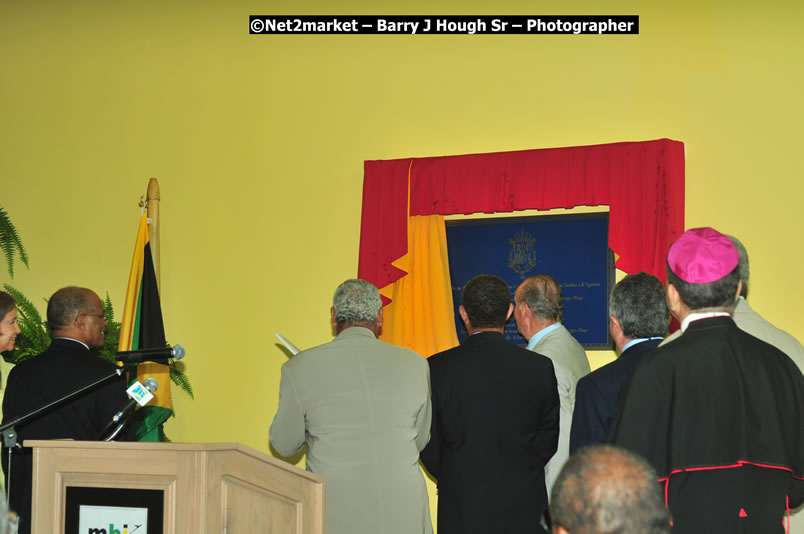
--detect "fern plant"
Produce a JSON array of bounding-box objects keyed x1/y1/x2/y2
[
  {"x1": 96, "y1": 293, "x2": 123, "y2": 363},
  {"x1": 169, "y1": 359, "x2": 194, "y2": 400},
  {"x1": 1, "y1": 284, "x2": 49, "y2": 363},
  {"x1": 0, "y1": 207, "x2": 29, "y2": 279}
]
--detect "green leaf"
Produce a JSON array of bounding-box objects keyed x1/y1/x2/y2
[
  {"x1": 0, "y1": 207, "x2": 29, "y2": 279},
  {"x1": 170, "y1": 360, "x2": 194, "y2": 399},
  {"x1": 2, "y1": 284, "x2": 49, "y2": 364},
  {"x1": 97, "y1": 293, "x2": 121, "y2": 364},
  {"x1": 2, "y1": 284, "x2": 42, "y2": 325}
]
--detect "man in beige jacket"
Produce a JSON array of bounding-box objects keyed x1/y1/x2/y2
[
  {"x1": 514, "y1": 274, "x2": 591, "y2": 498},
  {"x1": 661, "y1": 235, "x2": 804, "y2": 374},
  {"x1": 270, "y1": 279, "x2": 433, "y2": 534}
]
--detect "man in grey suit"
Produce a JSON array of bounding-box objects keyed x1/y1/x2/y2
[
  {"x1": 724, "y1": 235, "x2": 803, "y2": 372},
  {"x1": 270, "y1": 279, "x2": 433, "y2": 534},
  {"x1": 661, "y1": 235, "x2": 804, "y2": 372},
  {"x1": 514, "y1": 274, "x2": 591, "y2": 497}
]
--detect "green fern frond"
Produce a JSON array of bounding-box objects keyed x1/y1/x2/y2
[
  {"x1": 103, "y1": 293, "x2": 116, "y2": 324},
  {"x1": 97, "y1": 294, "x2": 121, "y2": 363},
  {"x1": 169, "y1": 360, "x2": 194, "y2": 399},
  {"x1": 0, "y1": 208, "x2": 29, "y2": 278},
  {"x1": 2, "y1": 284, "x2": 43, "y2": 326},
  {"x1": 2, "y1": 284, "x2": 49, "y2": 364}
]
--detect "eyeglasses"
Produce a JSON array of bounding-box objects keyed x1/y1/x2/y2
[{"x1": 81, "y1": 312, "x2": 107, "y2": 321}]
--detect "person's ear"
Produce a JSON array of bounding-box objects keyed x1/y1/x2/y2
[
  {"x1": 506, "y1": 302, "x2": 514, "y2": 321},
  {"x1": 666, "y1": 283, "x2": 682, "y2": 318},
  {"x1": 459, "y1": 305, "x2": 471, "y2": 330},
  {"x1": 609, "y1": 314, "x2": 622, "y2": 337},
  {"x1": 330, "y1": 307, "x2": 337, "y2": 328},
  {"x1": 522, "y1": 302, "x2": 534, "y2": 323}
]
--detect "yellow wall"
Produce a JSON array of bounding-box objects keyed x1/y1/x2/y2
[{"x1": 2, "y1": 0, "x2": 803, "y2": 527}]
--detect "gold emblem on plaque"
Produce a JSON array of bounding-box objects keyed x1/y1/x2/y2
[{"x1": 509, "y1": 230, "x2": 537, "y2": 278}]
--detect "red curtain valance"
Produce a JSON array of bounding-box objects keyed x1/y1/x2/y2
[{"x1": 359, "y1": 138, "x2": 685, "y2": 294}]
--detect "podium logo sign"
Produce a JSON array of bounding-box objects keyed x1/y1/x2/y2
[{"x1": 79, "y1": 505, "x2": 147, "y2": 534}]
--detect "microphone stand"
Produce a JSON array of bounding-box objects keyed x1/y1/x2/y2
[{"x1": 0, "y1": 364, "x2": 134, "y2": 508}]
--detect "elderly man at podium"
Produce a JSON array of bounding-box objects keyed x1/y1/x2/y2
[
  {"x1": 270, "y1": 279, "x2": 433, "y2": 534},
  {"x1": 2, "y1": 287, "x2": 134, "y2": 534}
]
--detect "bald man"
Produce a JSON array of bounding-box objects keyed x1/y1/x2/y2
[
  {"x1": 551, "y1": 445, "x2": 671, "y2": 534},
  {"x1": 2, "y1": 287, "x2": 133, "y2": 534}
]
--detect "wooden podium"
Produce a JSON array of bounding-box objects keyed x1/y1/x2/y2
[{"x1": 26, "y1": 440, "x2": 324, "y2": 534}]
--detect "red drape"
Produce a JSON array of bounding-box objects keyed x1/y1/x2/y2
[{"x1": 359, "y1": 138, "x2": 685, "y2": 296}]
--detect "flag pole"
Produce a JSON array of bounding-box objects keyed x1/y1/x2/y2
[{"x1": 145, "y1": 178, "x2": 161, "y2": 291}]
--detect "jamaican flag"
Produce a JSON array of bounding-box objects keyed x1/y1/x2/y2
[{"x1": 118, "y1": 213, "x2": 172, "y2": 441}]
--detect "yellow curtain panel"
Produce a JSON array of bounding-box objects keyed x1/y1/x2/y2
[{"x1": 379, "y1": 214, "x2": 459, "y2": 357}]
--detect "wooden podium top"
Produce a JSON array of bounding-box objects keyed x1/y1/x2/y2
[
  {"x1": 28, "y1": 439, "x2": 325, "y2": 534},
  {"x1": 25, "y1": 439, "x2": 323, "y2": 483}
]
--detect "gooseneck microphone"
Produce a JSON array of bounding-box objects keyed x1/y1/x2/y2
[
  {"x1": 100, "y1": 378, "x2": 159, "y2": 441},
  {"x1": 115, "y1": 345, "x2": 185, "y2": 364}
]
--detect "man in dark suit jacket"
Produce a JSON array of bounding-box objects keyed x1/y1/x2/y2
[
  {"x1": 2, "y1": 287, "x2": 133, "y2": 534},
  {"x1": 569, "y1": 273, "x2": 668, "y2": 453},
  {"x1": 420, "y1": 274, "x2": 560, "y2": 534}
]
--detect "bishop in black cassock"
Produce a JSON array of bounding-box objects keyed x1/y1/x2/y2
[{"x1": 610, "y1": 227, "x2": 804, "y2": 534}]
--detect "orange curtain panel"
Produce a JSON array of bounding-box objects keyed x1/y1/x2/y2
[{"x1": 379, "y1": 215, "x2": 459, "y2": 357}]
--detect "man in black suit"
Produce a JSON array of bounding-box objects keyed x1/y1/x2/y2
[
  {"x1": 2, "y1": 287, "x2": 133, "y2": 534},
  {"x1": 569, "y1": 273, "x2": 668, "y2": 453},
  {"x1": 420, "y1": 274, "x2": 560, "y2": 534}
]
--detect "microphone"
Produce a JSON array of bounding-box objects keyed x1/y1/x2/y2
[
  {"x1": 115, "y1": 345, "x2": 185, "y2": 364},
  {"x1": 100, "y1": 378, "x2": 159, "y2": 441}
]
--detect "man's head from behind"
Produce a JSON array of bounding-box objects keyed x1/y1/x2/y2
[
  {"x1": 459, "y1": 274, "x2": 513, "y2": 333},
  {"x1": 609, "y1": 273, "x2": 669, "y2": 350},
  {"x1": 726, "y1": 234, "x2": 749, "y2": 298},
  {"x1": 47, "y1": 287, "x2": 107, "y2": 348},
  {"x1": 665, "y1": 227, "x2": 741, "y2": 318},
  {"x1": 551, "y1": 445, "x2": 671, "y2": 534},
  {"x1": 514, "y1": 274, "x2": 563, "y2": 339},
  {"x1": 331, "y1": 279, "x2": 383, "y2": 335}
]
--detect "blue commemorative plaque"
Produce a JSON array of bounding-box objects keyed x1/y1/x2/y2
[{"x1": 445, "y1": 213, "x2": 614, "y2": 349}]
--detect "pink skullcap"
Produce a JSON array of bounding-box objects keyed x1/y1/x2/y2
[{"x1": 667, "y1": 227, "x2": 739, "y2": 283}]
